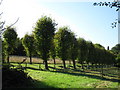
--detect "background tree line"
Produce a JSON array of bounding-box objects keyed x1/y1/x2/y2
[{"x1": 2, "y1": 16, "x2": 120, "y2": 70}]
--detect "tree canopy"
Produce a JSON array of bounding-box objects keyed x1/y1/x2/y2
[
  {"x1": 55, "y1": 26, "x2": 73, "y2": 69},
  {"x1": 22, "y1": 34, "x2": 35, "y2": 64},
  {"x1": 3, "y1": 27, "x2": 17, "y2": 63},
  {"x1": 33, "y1": 16, "x2": 56, "y2": 70}
]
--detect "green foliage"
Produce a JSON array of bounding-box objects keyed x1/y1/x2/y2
[
  {"x1": 33, "y1": 16, "x2": 56, "y2": 69},
  {"x1": 50, "y1": 38, "x2": 56, "y2": 66},
  {"x1": 86, "y1": 41, "x2": 95, "y2": 64},
  {"x1": 50, "y1": 38, "x2": 56, "y2": 59},
  {"x1": 22, "y1": 34, "x2": 35, "y2": 64},
  {"x1": 116, "y1": 53, "x2": 120, "y2": 65},
  {"x1": 77, "y1": 38, "x2": 87, "y2": 63},
  {"x1": 111, "y1": 44, "x2": 120, "y2": 55},
  {"x1": 22, "y1": 34, "x2": 34, "y2": 57},
  {"x1": 2, "y1": 40, "x2": 5, "y2": 62},
  {"x1": 68, "y1": 32, "x2": 78, "y2": 60},
  {"x1": 3, "y1": 27, "x2": 17, "y2": 53},
  {"x1": 94, "y1": 43, "x2": 105, "y2": 50},
  {"x1": 55, "y1": 26, "x2": 73, "y2": 68},
  {"x1": 55, "y1": 27, "x2": 72, "y2": 60},
  {"x1": 12, "y1": 38, "x2": 26, "y2": 56},
  {"x1": 93, "y1": 1, "x2": 120, "y2": 11},
  {"x1": 3, "y1": 27, "x2": 17, "y2": 62},
  {"x1": 93, "y1": 44, "x2": 115, "y2": 65}
]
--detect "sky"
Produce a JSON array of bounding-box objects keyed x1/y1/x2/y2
[{"x1": 0, "y1": 0, "x2": 118, "y2": 49}]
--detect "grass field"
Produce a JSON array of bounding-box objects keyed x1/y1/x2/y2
[{"x1": 8, "y1": 55, "x2": 120, "y2": 88}]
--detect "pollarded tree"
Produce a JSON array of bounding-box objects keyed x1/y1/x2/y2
[
  {"x1": 106, "y1": 50, "x2": 115, "y2": 65},
  {"x1": 68, "y1": 32, "x2": 78, "y2": 69},
  {"x1": 86, "y1": 41, "x2": 95, "y2": 68},
  {"x1": 12, "y1": 38, "x2": 26, "y2": 56},
  {"x1": 3, "y1": 27, "x2": 17, "y2": 63},
  {"x1": 94, "y1": 43, "x2": 105, "y2": 49},
  {"x1": 2, "y1": 40, "x2": 5, "y2": 63},
  {"x1": 111, "y1": 44, "x2": 120, "y2": 55},
  {"x1": 77, "y1": 38, "x2": 87, "y2": 70},
  {"x1": 55, "y1": 26, "x2": 72, "y2": 69},
  {"x1": 94, "y1": 44, "x2": 105, "y2": 65},
  {"x1": 116, "y1": 53, "x2": 120, "y2": 68},
  {"x1": 22, "y1": 34, "x2": 35, "y2": 64},
  {"x1": 33, "y1": 16, "x2": 56, "y2": 70},
  {"x1": 50, "y1": 38, "x2": 56, "y2": 67}
]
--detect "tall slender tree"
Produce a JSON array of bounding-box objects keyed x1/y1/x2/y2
[
  {"x1": 111, "y1": 44, "x2": 120, "y2": 55},
  {"x1": 3, "y1": 27, "x2": 17, "y2": 63},
  {"x1": 86, "y1": 41, "x2": 95, "y2": 69},
  {"x1": 50, "y1": 38, "x2": 56, "y2": 68},
  {"x1": 55, "y1": 26, "x2": 72, "y2": 69},
  {"x1": 22, "y1": 34, "x2": 35, "y2": 64},
  {"x1": 77, "y1": 38, "x2": 87, "y2": 70},
  {"x1": 33, "y1": 16, "x2": 56, "y2": 70},
  {"x1": 68, "y1": 32, "x2": 78, "y2": 69}
]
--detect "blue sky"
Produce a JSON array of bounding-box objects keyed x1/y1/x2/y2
[{"x1": 1, "y1": 0, "x2": 118, "y2": 49}]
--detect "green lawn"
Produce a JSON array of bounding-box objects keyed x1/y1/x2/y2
[
  {"x1": 10, "y1": 63, "x2": 119, "y2": 88},
  {"x1": 28, "y1": 69, "x2": 118, "y2": 88}
]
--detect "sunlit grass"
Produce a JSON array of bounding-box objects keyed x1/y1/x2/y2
[
  {"x1": 8, "y1": 56, "x2": 119, "y2": 88},
  {"x1": 27, "y1": 69, "x2": 118, "y2": 88},
  {"x1": 10, "y1": 62, "x2": 119, "y2": 88}
]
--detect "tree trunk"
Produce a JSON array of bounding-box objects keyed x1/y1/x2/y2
[
  {"x1": 92, "y1": 63, "x2": 94, "y2": 69},
  {"x1": 69, "y1": 60, "x2": 71, "y2": 65},
  {"x1": 99, "y1": 63, "x2": 101, "y2": 68},
  {"x1": 63, "y1": 60, "x2": 66, "y2": 69},
  {"x1": 81, "y1": 62, "x2": 84, "y2": 71},
  {"x1": 0, "y1": 39, "x2": 2, "y2": 64},
  {"x1": 29, "y1": 55, "x2": 32, "y2": 64},
  {"x1": 7, "y1": 55, "x2": 9, "y2": 63},
  {"x1": 2, "y1": 56, "x2": 4, "y2": 63},
  {"x1": 72, "y1": 59, "x2": 76, "y2": 69},
  {"x1": 87, "y1": 62, "x2": 89, "y2": 69},
  {"x1": 101, "y1": 64, "x2": 103, "y2": 78},
  {"x1": 53, "y1": 57, "x2": 56, "y2": 68},
  {"x1": 95, "y1": 63, "x2": 97, "y2": 70},
  {"x1": 39, "y1": 63, "x2": 41, "y2": 69},
  {"x1": 25, "y1": 62, "x2": 27, "y2": 68},
  {"x1": 53, "y1": 57, "x2": 56, "y2": 64},
  {"x1": 44, "y1": 60, "x2": 49, "y2": 70}
]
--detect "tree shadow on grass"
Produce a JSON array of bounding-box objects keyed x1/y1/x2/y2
[
  {"x1": 24, "y1": 67, "x2": 43, "y2": 71},
  {"x1": 47, "y1": 66, "x2": 120, "y2": 83},
  {"x1": 31, "y1": 79, "x2": 55, "y2": 88},
  {"x1": 17, "y1": 65, "x2": 120, "y2": 84},
  {"x1": 51, "y1": 70, "x2": 119, "y2": 83}
]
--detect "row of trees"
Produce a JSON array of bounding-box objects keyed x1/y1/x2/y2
[
  {"x1": 111, "y1": 44, "x2": 120, "y2": 67},
  {"x1": 2, "y1": 16, "x2": 117, "y2": 70}
]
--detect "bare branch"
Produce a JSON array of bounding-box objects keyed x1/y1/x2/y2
[
  {"x1": 6, "y1": 18, "x2": 19, "y2": 29},
  {"x1": 0, "y1": 0, "x2": 3, "y2": 5},
  {"x1": 0, "y1": 21, "x2": 5, "y2": 29},
  {"x1": 0, "y1": 12, "x2": 3, "y2": 16},
  {"x1": 0, "y1": 18, "x2": 19, "y2": 37}
]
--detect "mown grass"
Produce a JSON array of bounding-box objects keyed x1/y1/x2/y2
[
  {"x1": 8, "y1": 55, "x2": 120, "y2": 88},
  {"x1": 10, "y1": 62, "x2": 119, "y2": 88},
  {"x1": 28, "y1": 69, "x2": 118, "y2": 88}
]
